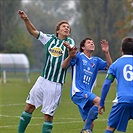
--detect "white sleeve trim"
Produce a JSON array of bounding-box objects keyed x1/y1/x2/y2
[{"x1": 37, "y1": 31, "x2": 52, "y2": 45}]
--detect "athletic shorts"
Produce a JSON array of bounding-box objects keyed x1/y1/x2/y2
[
  {"x1": 107, "y1": 103, "x2": 133, "y2": 132},
  {"x1": 26, "y1": 76, "x2": 62, "y2": 116},
  {"x1": 71, "y1": 91, "x2": 97, "y2": 121}
]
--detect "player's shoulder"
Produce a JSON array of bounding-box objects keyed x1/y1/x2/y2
[
  {"x1": 78, "y1": 52, "x2": 83, "y2": 56},
  {"x1": 112, "y1": 56, "x2": 124, "y2": 65},
  {"x1": 92, "y1": 56, "x2": 102, "y2": 61},
  {"x1": 92, "y1": 56, "x2": 99, "y2": 59},
  {"x1": 38, "y1": 31, "x2": 53, "y2": 38},
  {"x1": 67, "y1": 36, "x2": 74, "y2": 41},
  {"x1": 66, "y1": 37, "x2": 75, "y2": 45},
  {"x1": 72, "y1": 52, "x2": 81, "y2": 60},
  {"x1": 46, "y1": 34, "x2": 54, "y2": 37},
  {"x1": 109, "y1": 57, "x2": 121, "y2": 69}
]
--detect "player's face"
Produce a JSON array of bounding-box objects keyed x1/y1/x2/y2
[
  {"x1": 83, "y1": 39, "x2": 95, "y2": 51},
  {"x1": 57, "y1": 23, "x2": 71, "y2": 39}
]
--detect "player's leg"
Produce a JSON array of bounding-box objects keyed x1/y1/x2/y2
[
  {"x1": 42, "y1": 114, "x2": 53, "y2": 133},
  {"x1": 18, "y1": 104, "x2": 35, "y2": 133},
  {"x1": 105, "y1": 103, "x2": 131, "y2": 133},
  {"x1": 83, "y1": 96, "x2": 100, "y2": 130},
  {"x1": 83, "y1": 118, "x2": 94, "y2": 131},
  {"x1": 90, "y1": 121, "x2": 94, "y2": 131},
  {"x1": 104, "y1": 126, "x2": 115, "y2": 133},
  {"x1": 84, "y1": 105, "x2": 98, "y2": 130},
  {"x1": 18, "y1": 76, "x2": 43, "y2": 133},
  {"x1": 72, "y1": 92, "x2": 97, "y2": 132},
  {"x1": 41, "y1": 80, "x2": 62, "y2": 133}
]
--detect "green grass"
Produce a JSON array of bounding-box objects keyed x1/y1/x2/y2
[{"x1": 0, "y1": 72, "x2": 133, "y2": 133}]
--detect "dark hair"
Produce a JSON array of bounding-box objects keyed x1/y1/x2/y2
[
  {"x1": 55, "y1": 20, "x2": 71, "y2": 37},
  {"x1": 80, "y1": 38, "x2": 92, "y2": 52},
  {"x1": 122, "y1": 37, "x2": 133, "y2": 55}
]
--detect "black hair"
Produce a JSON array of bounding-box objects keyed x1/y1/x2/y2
[
  {"x1": 122, "y1": 37, "x2": 133, "y2": 55},
  {"x1": 80, "y1": 38, "x2": 92, "y2": 52}
]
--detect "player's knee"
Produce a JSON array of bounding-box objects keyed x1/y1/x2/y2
[
  {"x1": 44, "y1": 114, "x2": 53, "y2": 122},
  {"x1": 106, "y1": 126, "x2": 115, "y2": 132},
  {"x1": 93, "y1": 96, "x2": 100, "y2": 106},
  {"x1": 25, "y1": 104, "x2": 35, "y2": 113}
]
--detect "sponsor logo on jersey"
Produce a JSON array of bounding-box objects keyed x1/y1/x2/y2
[
  {"x1": 83, "y1": 69, "x2": 93, "y2": 75},
  {"x1": 49, "y1": 47, "x2": 63, "y2": 57}
]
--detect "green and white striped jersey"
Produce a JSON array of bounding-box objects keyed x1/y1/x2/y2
[{"x1": 37, "y1": 31, "x2": 75, "y2": 84}]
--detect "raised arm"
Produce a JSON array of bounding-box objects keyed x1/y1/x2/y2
[
  {"x1": 62, "y1": 54, "x2": 72, "y2": 69},
  {"x1": 18, "y1": 10, "x2": 39, "y2": 38},
  {"x1": 101, "y1": 39, "x2": 112, "y2": 69}
]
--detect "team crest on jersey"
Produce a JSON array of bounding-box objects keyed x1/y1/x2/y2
[{"x1": 49, "y1": 47, "x2": 63, "y2": 57}]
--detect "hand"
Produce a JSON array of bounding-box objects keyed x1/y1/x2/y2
[
  {"x1": 101, "y1": 39, "x2": 109, "y2": 53},
  {"x1": 63, "y1": 41, "x2": 72, "y2": 49},
  {"x1": 98, "y1": 106, "x2": 105, "y2": 115},
  {"x1": 69, "y1": 46, "x2": 78, "y2": 58},
  {"x1": 18, "y1": 10, "x2": 28, "y2": 20},
  {"x1": 63, "y1": 41, "x2": 78, "y2": 58}
]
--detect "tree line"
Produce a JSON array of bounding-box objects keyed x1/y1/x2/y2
[{"x1": 0, "y1": 0, "x2": 132, "y2": 69}]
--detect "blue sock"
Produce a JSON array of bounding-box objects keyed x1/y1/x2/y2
[
  {"x1": 84, "y1": 106, "x2": 98, "y2": 130},
  {"x1": 105, "y1": 130, "x2": 113, "y2": 133}
]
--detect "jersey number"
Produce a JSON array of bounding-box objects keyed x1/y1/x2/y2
[
  {"x1": 123, "y1": 64, "x2": 133, "y2": 81},
  {"x1": 83, "y1": 75, "x2": 91, "y2": 84}
]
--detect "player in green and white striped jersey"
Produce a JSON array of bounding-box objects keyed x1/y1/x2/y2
[
  {"x1": 18, "y1": 10, "x2": 75, "y2": 133},
  {"x1": 38, "y1": 31, "x2": 75, "y2": 83}
]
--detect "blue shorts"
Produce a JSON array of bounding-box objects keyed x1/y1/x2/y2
[
  {"x1": 108, "y1": 103, "x2": 133, "y2": 132},
  {"x1": 71, "y1": 91, "x2": 97, "y2": 121}
]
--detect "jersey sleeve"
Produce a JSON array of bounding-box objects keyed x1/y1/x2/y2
[
  {"x1": 100, "y1": 79, "x2": 112, "y2": 107},
  {"x1": 69, "y1": 52, "x2": 79, "y2": 67},
  {"x1": 107, "y1": 64, "x2": 116, "y2": 77},
  {"x1": 37, "y1": 31, "x2": 52, "y2": 45},
  {"x1": 100, "y1": 72, "x2": 115, "y2": 107},
  {"x1": 69, "y1": 58, "x2": 77, "y2": 66},
  {"x1": 97, "y1": 57, "x2": 107, "y2": 70}
]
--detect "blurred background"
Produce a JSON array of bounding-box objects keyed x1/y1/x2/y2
[
  {"x1": 0, "y1": 1, "x2": 133, "y2": 132},
  {"x1": 0, "y1": 0, "x2": 133, "y2": 70}
]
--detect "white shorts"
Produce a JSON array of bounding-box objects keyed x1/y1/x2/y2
[{"x1": 26, "y1": 76, "x2": 62, "y2": 116}]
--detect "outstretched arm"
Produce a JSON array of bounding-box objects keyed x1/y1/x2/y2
[
  {"x1": 18, "y1": 10, "x2": 39, "y2": 38},
  {"x1": 98, "y1": 79, "x2": 112, "y2": 115},
  {"x1": 98, "y1": 73, "x2": 114, "y2": 115},
  {"x1": 101, "y1": 39, "x2": 112, "y2": 69}
]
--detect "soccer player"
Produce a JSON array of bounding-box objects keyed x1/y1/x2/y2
[
  {"x1": 18, "y1": 10, "x2": 75, "y2": 133},
  {"x1": 98, "y1": 37, "x2": 133, "y2": 133},
  {"x1": 62, "y1": 38, "x2": 112, "y2": 133}
]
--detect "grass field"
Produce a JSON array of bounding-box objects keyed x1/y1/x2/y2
[{"x1": 0, "y1": 72, "x2": 133, "y2": 133}]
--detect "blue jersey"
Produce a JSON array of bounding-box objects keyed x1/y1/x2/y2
[
  {"x1": 107, "y1": 55, "x2": 133, "y2": 103},
  {"x1": 69, "y1": 52, "x2": 107, "y2": 97}
]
